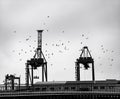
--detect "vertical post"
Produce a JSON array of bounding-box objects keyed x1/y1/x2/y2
[
  {"x1": 79, "y1": 64, "x2": 80, "y2": 81},
  {"x1": 77, "y1": 64, "x2": 80, "y2": 81},
  {"x1": 42, "y1": 65, "x2": 44, "y2": 82},
  {"x1": 31, "y1": 66, "x2": 34, "y2": 86},
  {"x1": 19, "y1": 78, "x2": 20, "y2": 91},
  {"x1": 11, "y1": 78, "x2": 14, "y2": 90},
  {"x1": 45, "y1": 63, "x2": 47, "y2": 81},
  {"x1": 37, "y1": 30, "x2": 42, "y2": 49},
  {"x1": 75, "y1": 62, "x2": 80, "y2": 81},
  {"x1": 92, "y1": 61, "x2": 95, "y2": 81},
  {"x1": 26, "y1": 63, "x2": 29, "y2": 89},
  {"x1": 37, "y1": 30, "x2": 43, "y2": 58},
  {"x1": 5, "y1": 75, "x2": 7, "y2": 90}
]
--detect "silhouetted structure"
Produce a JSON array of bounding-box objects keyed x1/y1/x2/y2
[
  {"x1": 75, "y1": 46, "x2": 95, "y2": 81},
  {"x1": 5, "y1": 74, "x2": 20, "y2": 91},
  {"x1": 25, "y1": 30, "x2": 47, "y2": 89}
]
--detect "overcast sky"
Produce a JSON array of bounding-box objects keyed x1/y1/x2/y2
[{"x1": 0, "y1": 0, "x2": 120, "y2": 84}]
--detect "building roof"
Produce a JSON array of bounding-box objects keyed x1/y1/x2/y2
[{"x1": 35, "y1": 79, "x2": 119, "y2": 85}]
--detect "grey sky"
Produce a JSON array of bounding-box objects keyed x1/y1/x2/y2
[{"x1": 0, "y1": 0, "x2": 120, "y2": 84}]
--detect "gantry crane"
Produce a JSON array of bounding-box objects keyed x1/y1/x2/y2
[
  {"x1": 25, "y1": 30, "x2": 47, "y2": 89},
  {"x1": 5, "y1": 74, "x2": 20, "y2": 91},
  {"x1": 75, "y1": 46, "x2": 95, "y2": 81}
]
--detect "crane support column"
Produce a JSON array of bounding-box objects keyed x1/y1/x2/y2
[
  {"x1": 75, "y1": 62, "x2": 80, "y2": 81},
  {"x1": 92, "y1": 61, "x2": 95, "y2": 81},
  {"x1": 42, "y1": 65, "x2": 44, "y2": 82}
]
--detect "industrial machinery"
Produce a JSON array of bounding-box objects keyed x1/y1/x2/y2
[
  {"x1": 5, "y1": 74, "x2": 20, "y2": 90},
  {"x1": 75, "y1": 46, "x2": 95, "y2": 81},
  {"x1": 25, "y1": 30, "x2": 47, "y2": 89}
]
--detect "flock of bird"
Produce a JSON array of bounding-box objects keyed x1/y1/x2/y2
[
  {"x1": 99, "y1": 45, "x2": 114, "y2": 65},
  {"x1": 11, "y1": 16, "x2": 116, "y2": 75},
  {"x1": 12, "y1": 30, "x2": 115, "y2": 73}
]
